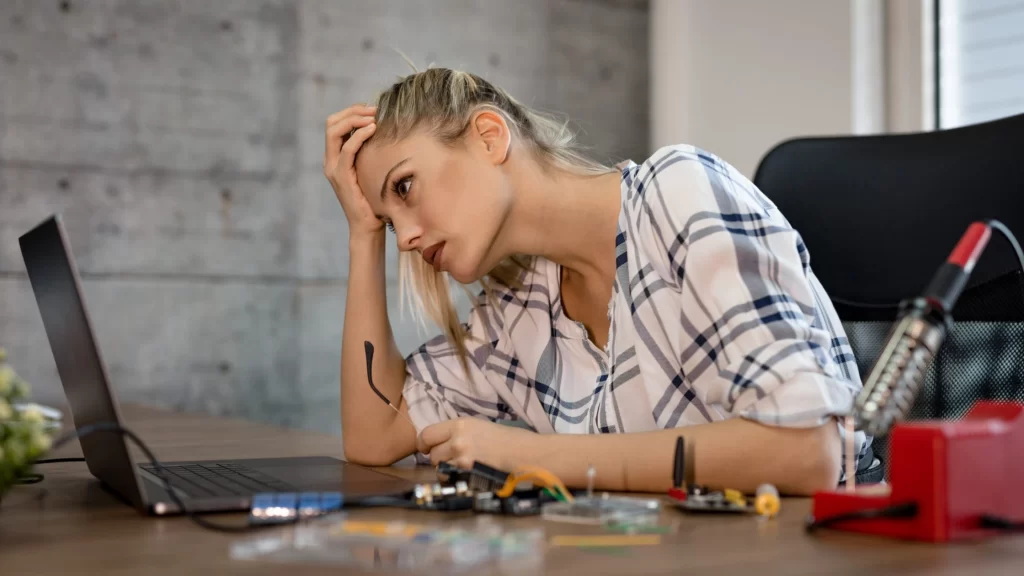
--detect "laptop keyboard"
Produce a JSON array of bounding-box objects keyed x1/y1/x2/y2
[{"x1": 139, "y1": 462, "x2": 297, "y2": 497}]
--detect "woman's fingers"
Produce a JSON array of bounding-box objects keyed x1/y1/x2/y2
[
  {"x1": 326, "y1": 104, "x2": 376, "y2": 128},
  {"x1": 323, "y1": 115, "x2": 375, "y2": 174},
  {"x1": 418, "y1": 421, "x2": 452, "y2": 453},
  {"x1": 340, "y1": 122, "x2": 376, "y2": 160},
  {"x1": 428, "y1": 440, "x2": 456, "y2": 466},
  {"x1": 320, "y1": 104, "x2": 386, "y2": 235}
]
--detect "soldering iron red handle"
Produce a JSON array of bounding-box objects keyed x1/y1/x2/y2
[{"x1": 923, "y1": 221, "x2": 992, "y2": 313}]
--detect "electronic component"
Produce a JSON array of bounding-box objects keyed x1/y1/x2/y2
[
  {"x1": 473, "y1": 488, "x2": 555, "y2": 516},
  {"x1": 435, "y1": 461, "x2": 470, "y2": 485},
  {"x1": 672, "y1": 484, "x2": 780, "y2": 517},
  {"x1": 467, "y1": 461, "x2": 511, "y2": 493},
  {"x1": 542, "y1": 494, "x2": 662, "y2": 526},
  {"x1": 249, "y1": 492, "x2": 343, "y2": 525},
  {"x1": 674, "y1": 489, "x2": 748, "y2": 514},
  {"x1": 754, "y1": 484, "x2": 781, "y2": 518},
  {"x1": 496, "y1": 465, "x2": 573, "y2": 502},
  {"x1": 411, "y1": 481, "x2": 474, "y2": 511},
  {"x1": 667, "y1": 435, "x2": 698, "y2": 501},
  {"x1": 528, "y1": 463, "x2": 661, "y2": 525},
  {"x1": 666, "y1": 435, "x2": 780, "y2": 518},
  {"x1": 433, "y1": 462, "x2": 570, "y2": 516}
]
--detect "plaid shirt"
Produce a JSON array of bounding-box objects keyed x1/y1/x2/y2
[{"x1": 403, "y1": 144, "x2": 870, "y2": 469}]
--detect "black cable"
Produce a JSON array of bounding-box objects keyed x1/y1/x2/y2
[
  {"x1": 986, "y1": 220, "x2": 1024, "y2": 403},
  {"x1": 986, "y1": 220, "x2": 1024, "y2": 305},
  {"x1": 33, "y1": 457, "x2": 86, "y2": 464},
  {"x1": 980, "y1": 515, "x2": 1024, "y2": 532},
  {"x1": 805, "y1": 502, "x2": 918, "y2": 533},
  {"x1": 348, "y1": 496, "x2": 419, "y2": 509}
]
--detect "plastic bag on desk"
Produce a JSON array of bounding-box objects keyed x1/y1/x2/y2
[{"x1": 230, "y1": 515, "x2": 544, "y2": 573}]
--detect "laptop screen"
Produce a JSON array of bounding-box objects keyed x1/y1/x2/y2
[{"x1": 19, "y1": 215, "x2": 146, "y2": 509}]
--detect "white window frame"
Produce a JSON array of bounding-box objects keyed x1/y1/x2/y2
[{"x1": 884, "y1": 0, "x2": 937, "y2": 133}]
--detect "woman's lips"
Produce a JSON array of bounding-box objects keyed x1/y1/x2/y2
[{"x1": 423, "y1": 242, "x2": 445, "y2": 270}]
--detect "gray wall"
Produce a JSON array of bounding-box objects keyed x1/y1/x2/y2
[{"x1": 0, "y1": 0, "x2": 649, "y2": 435}]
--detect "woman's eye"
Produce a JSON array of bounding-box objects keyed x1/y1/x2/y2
[
  {"x1": 385, "y1": 221, "x2": 396, "y2": 233},
  {"x1": 392, "y1": 176, "x2": 412, "y2": 199}
]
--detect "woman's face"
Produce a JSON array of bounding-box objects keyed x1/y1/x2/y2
[{"x1": 355, "y1": 115, "x2": 514, "y2": 284}]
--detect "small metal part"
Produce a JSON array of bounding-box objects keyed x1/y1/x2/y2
[
  {"x1": 410, "y1": 481, "x2": 477, "y2": 511},
  {"x1": 677, "y1": 490, "x2": 748, "y2": 514},
  {"x1": 473, "y1": 488, "x2": 551, "y2": 516},
  {"x1": 436, "y1": 461, "x2": 467, "y2": 484},
  {"x1": 468, "y1": 462, "x2": 511, "y2": 493},
  {"x1": 586, "y1": 464, "x2": 595, "y2": 499},
  {"x1": 723, "y1": 489, "x2": 746, "y2": 507}
]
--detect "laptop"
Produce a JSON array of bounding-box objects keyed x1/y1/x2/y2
[{"x1": 18, "y1": 215, "x2": 416, "y2": 515}]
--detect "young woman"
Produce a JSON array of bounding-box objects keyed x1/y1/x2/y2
[{"x1": 324, "y1": 68, "x2": 868, "y2": 495}]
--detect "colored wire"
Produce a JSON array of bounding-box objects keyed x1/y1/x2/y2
[
  {"x1": 496, "y1": 472, "x2": 551, "y2": 497},
  {"x1": 497, "y1": 466, "x2": 574, "y2": 502},
  {"x1": 507, "y1": 467, "x2": 571, "y2": 499}
]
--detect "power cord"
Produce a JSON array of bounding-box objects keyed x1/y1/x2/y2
[
  {"x1": 980, "y1": 515, "x2": 1024, "y2": 532},
  {"x1": 21, "y1": 422, "x2": 412, "y2": 533},
  {"x1": 804, "y1": 502, "x2": 918, "y2": 532},
  {"x1": 987, "y1": 220, "x2": 1024, "y2": 292},
  {"x1": 34, "y1": 457, "x2": 86, "y2": 464},
  {"x1": 16, "y1": 457, "x2": 89, "y2": 483},
  {"x1": 806, "y1": 505, "x2": 1024, "y2": 534}
]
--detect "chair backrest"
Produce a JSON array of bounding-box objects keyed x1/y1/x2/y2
[{"x1": 753, "y1": 114, "x2": 1024, "y2": 469}]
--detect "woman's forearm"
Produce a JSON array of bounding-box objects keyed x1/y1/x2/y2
[
  {"x1": 341, "y1": 232, "x2": 416, "y2": 465},
  {"x1": 527, "y1": 418, "x2": 841, "y2": 496}
]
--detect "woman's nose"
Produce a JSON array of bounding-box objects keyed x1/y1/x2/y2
[{"x1": 396, "y1": 223, "x2": 422, "y2": 252}]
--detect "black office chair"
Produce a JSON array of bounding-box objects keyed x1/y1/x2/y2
[{"x1": 753, "y1": 113, "x2": 1024, "y2": 473}]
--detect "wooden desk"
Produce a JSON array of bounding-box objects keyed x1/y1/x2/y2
[{"x1": 1, "y1": 406, "x2": 1022, "y2": 575}]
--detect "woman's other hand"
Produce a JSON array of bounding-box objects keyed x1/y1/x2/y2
[{"x1": 417, "y1": 417, "x2": 538, "y2": 471}]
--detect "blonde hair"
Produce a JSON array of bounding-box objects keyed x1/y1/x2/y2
[{"x1": 370, "y1": 67, "x2": 614, "y2": 372}]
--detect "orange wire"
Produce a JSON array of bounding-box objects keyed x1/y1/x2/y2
[{"x1": 496, "y1": 467, "x2": 574, "y2": 502}]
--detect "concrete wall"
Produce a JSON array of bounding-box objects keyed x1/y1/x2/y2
[{"x1": 0, "y1": 0, "x2": 649, "y2": 435}]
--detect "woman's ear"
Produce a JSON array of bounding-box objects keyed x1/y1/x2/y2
[{"x1": 470, "y1": 109, "x2": 511, "y2": 164}]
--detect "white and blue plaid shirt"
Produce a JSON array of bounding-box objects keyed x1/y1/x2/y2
[{"x1": 403, "y1": 144, "x2": 870, "y2": 469}]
